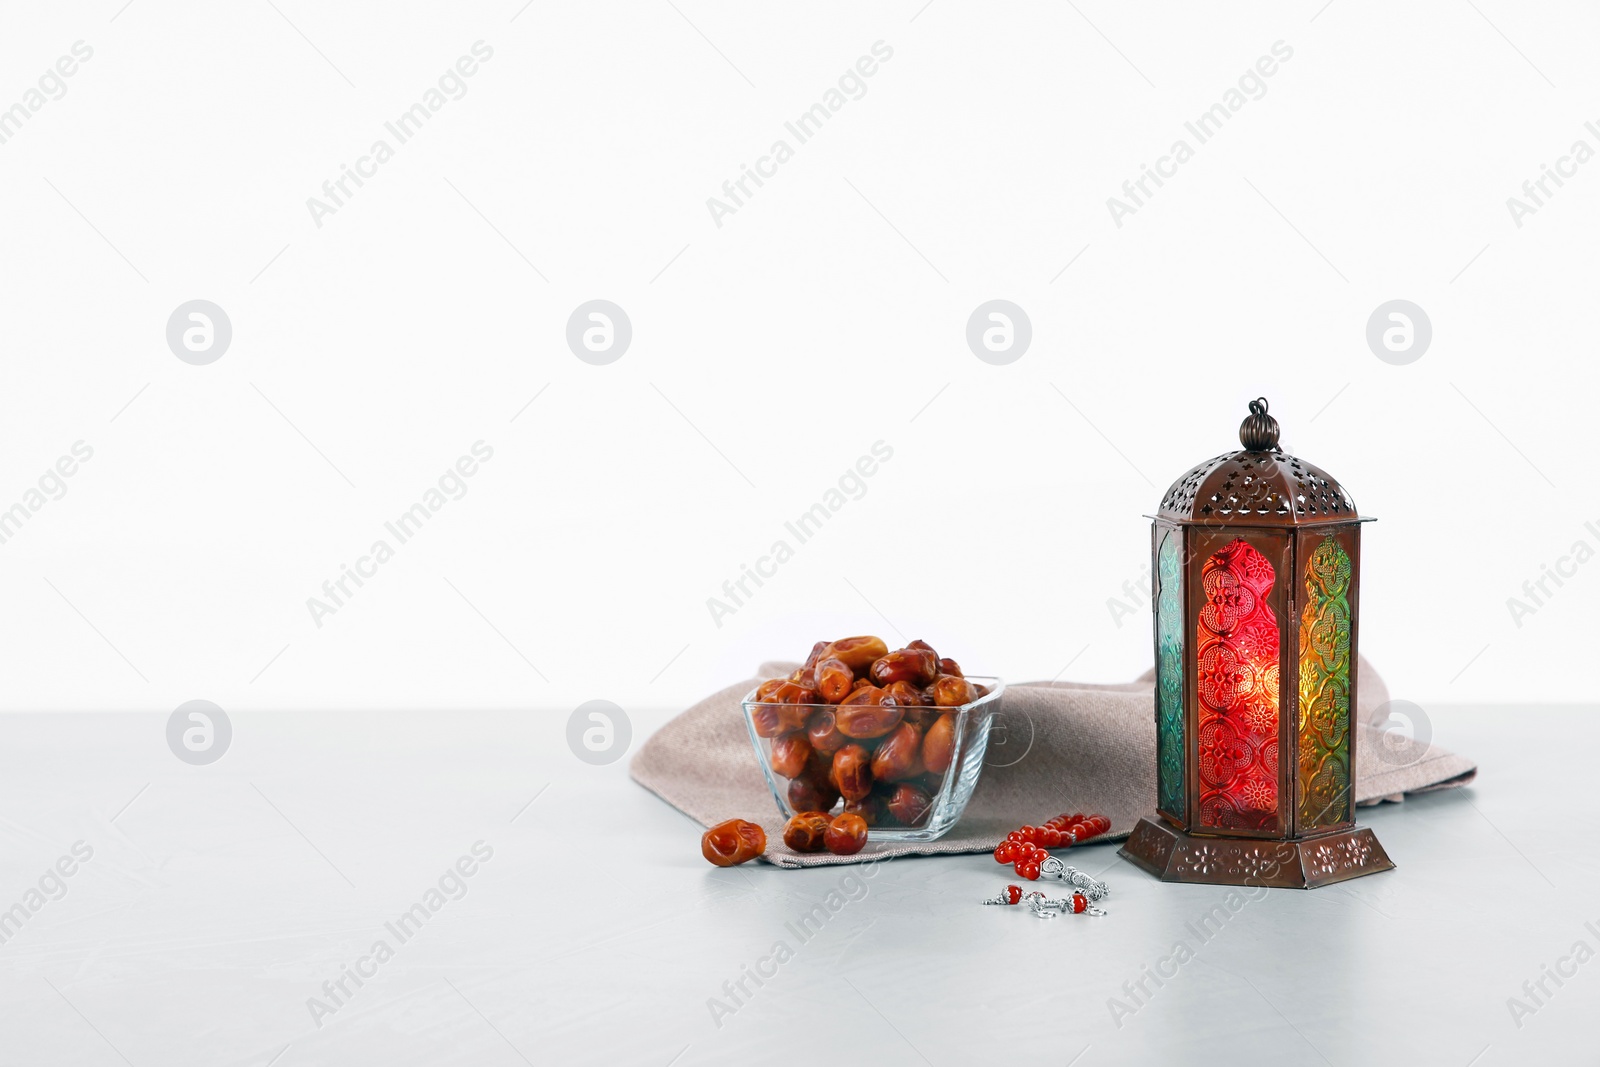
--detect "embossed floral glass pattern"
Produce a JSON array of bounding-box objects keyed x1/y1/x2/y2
[
  {"x1": 1196, "y1": 538, "x2": 1279, "y2": 831},
  {"x1": 1298, "y1": 536, "x2": 1352, "y2": 829},
  {"x1": 1156, "y1": 530, "x2": 1185, "y2": 816}
]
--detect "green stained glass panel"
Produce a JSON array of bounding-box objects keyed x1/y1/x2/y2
[{"x1": 1298, "y1": 536, "x2": 1352, "y2": 829}]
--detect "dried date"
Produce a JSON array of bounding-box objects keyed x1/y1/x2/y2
[
  {"x1": 830, "y1": 744, "x2": 873, "y2": 801},
  {"x1": 770, "y1": 733, "x2": 812, "y2": 779},
  {"x1": 816, "y1": 657, "x2": 854, "y2": 703},
  {"x1": 868, "y1": 648, "x2": 938, "y2": 687},
  {"x1": 807, "y1": 709, "x2": 847, "y2": 755},
  {"x1": 702, "y1": 819, "x2": 766, "y2": 867},
  {"x1": 782, "y1": 811, "x2": 831, "y2": 852},
  {"x1": 931, "y1": 674, "x2": 975, "y2": 707},
  {"x1": 870, "y1": 722, "x2": 925, "y2": 781},
  {"x1": 884, "y1": 783, "x2": 933, "y2": 826},
  {"x1": 788, "y1": 774, "x2": 839, "y2": 814},
  {"x1": 824, "y1": 813, "x2": 869, "y2": 855},
  {"x1": 835, "y1": 688, "x2": 904, "y2": 739},
  {"x1": 841, "y1": 793, "x2": 886, "y2": 826},
  {"x1": 826, "y1": 636, "x2": 889, "y2": 671},
  {"x1": 922, "y1": 713, "x2": 957, "y2": 774}
]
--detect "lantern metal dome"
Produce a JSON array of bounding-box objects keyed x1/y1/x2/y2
[{"x1": 1157, "y1": 399, "x2": 1357, "y2": 526}]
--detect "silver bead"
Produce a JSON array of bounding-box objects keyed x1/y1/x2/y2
[{"x1": 1038, "y1": 857, "x2": 1110, "y2": 901}]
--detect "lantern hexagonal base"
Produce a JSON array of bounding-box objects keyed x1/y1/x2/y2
[{"x1": 1118, "y1": 817, "x2": 1395, "y2": 889}]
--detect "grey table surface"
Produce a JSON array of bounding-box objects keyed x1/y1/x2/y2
[{"x1": 0, "y1": 705, "x2": 1593, "y2": 1067}]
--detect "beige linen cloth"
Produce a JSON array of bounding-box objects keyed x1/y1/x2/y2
[{"x1": 630, "y1": 657, "x2": 1476, "y2": 867}]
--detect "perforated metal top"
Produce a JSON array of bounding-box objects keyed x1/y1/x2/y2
[{"x1": 1155, "y1": 399, "x2": 1359, "y2": 526}]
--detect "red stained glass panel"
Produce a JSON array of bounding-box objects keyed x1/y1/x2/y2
[{"x1": 1196, "y1": 538, "x2": 1280, "y2": 831}]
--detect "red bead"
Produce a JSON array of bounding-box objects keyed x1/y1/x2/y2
[
  {"x1": 1022, "y1": 862, "x2": 1040, "y2": 880},
  {"x1": 1001, "y1": 815, "x2": 1109, "y2": 872},
  {"x1": 1006, "y1": 884, "x2": 1022, "y2": 905},
  {"x1": 1073, "y1": 893, "x2": 1086, "y2": 914}
]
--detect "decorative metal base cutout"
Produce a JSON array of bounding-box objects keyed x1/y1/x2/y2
[{"x1": 1117, "y1": 817, "x2": 1395, "y2": 889}]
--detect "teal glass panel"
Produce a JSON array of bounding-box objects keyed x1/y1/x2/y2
[{"x1": 1156, "y1": 530, "x2": 1185, "y2": 816}]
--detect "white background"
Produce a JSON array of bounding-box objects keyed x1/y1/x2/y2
[{"x1": 1, "y1": 0, "x2": 1595, "y2": 719}]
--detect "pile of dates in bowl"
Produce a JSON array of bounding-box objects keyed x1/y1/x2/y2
[{"x1": 741, "y1": 636, "x2": 1004, "y2": 843}]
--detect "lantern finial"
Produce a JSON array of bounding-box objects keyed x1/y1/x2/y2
[{"x1": 1239, "y1": 397, "x2": 1279, "y2": 451}]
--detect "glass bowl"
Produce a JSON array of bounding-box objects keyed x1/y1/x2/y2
[{"x1": 741, "y1": 677, "x2": 1005, "y2": 843}]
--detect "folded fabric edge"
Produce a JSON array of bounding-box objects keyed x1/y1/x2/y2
[
  {"x1": 760, "y1": 836, "x2": 1131, "y2": 869},
  {"x1": 1356, "y1": 759, "x2": 1478, "y2": 806}
]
